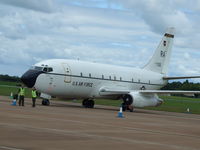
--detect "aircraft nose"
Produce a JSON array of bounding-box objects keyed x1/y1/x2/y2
[{"x1": 21, "y1": 69, "x2": 43, "y2": 88}]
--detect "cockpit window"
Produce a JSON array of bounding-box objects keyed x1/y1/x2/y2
[
  {"x1": 43, "y1": 67, "x2": 53, "y2": 72},
  {"x1": 32, "y1": 66, "x2": 43, "y2": 71},
  {"x1": 43, "y1": 67, "x2": 48, "y2": 72},
  {"x1": 48, "y1": 67, "x2": 53, "y2": 72},
  {"x1": 31, "y1": 66, "x2": 53, "y2": 72}
]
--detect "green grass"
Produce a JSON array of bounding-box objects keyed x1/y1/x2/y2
[
  {"x1": 0, "y1": 81, "x2": 21, "y2": 86},
  {"x1": 0, "y1": 81, "x2": 32, "y2": 97},
  {"x1": 145, "y1": 96, "x2": 200, "y2": 114}
]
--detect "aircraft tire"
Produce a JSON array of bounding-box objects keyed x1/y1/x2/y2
[
  {"x1": 42, "y1": 99, "x2": 50, "y2": 106},
  {"x1": 82, "y1": 99, "x2": 89, "y2": 108},
  {"x1": 88, "y1": 100, "x2": 94, "y2": 108},
  {"x1": 128, "y1": 105, "x2": 134, "y2": 112},
  {"x1": 82, "y1": 99, "x2": 94, "y2": 108},
  {"x1": 121, "y1": 103, "x2": 126, "y2": 111}
]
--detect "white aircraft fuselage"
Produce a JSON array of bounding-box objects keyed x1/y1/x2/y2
[{"x1": 33, "y1": 59, "x2": 166, "y2": 99}]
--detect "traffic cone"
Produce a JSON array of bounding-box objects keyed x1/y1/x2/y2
[
  {"x1": 10, "y1": 92, "x2": 13, "y2": 99},
  {"x1": 11, "y1": 99, "x2": 17, "y2": 106},
  {"x1": 117, "y1": 106, "x2": 124, "y2": 118}
]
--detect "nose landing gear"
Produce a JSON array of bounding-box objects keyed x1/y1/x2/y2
[{"x1": 42, "y1": 99, "x2": 50, "y2": 106}]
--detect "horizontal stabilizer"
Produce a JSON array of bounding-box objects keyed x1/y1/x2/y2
[
  {"x1": 163, "y1": 76, "x2": 200, "y2": 80},
  {"x1": 138, "y1": 90, "x2": 200, "y2": 94}
]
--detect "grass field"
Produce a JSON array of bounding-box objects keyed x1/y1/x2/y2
[
  {"x1": 145, "y1": 96, "x2": 200, "y2": 114},
  {"x1": 0, "y1": 81, "x2": 32, "y2": 97},
  {"x1": 1, "y1": 81, "x2": 200, "y2": 114}
]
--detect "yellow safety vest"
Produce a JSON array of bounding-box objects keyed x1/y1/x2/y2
[
  {"x1": 19, "y1": 88, "x2": 25, "y2": 96},
  {"x1": 32, "y1": 90, "x2": 37, "y2": 98}
]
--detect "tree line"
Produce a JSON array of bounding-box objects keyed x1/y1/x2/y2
[
  {"x1": 0, "y1": 74, "x2": 21, "y2": 82},
  {"x1": 161, "y1": 80, "x2": 200, "y2": 91}
]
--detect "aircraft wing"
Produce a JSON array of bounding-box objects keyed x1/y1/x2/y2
[
  {"x1": 100, "y1": 88, "x2": 200, "y2": 95},
  {"x1": 163, "y1": 76, "x2": 200, "y2": 80}
]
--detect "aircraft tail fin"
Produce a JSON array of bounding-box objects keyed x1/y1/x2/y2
[{"x1": 143, "y1": 27, "x2": 175, "y2": 75}]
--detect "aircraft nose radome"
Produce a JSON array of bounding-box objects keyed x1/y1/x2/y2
[{"x1": 21, "y1": 69, "x2": 43, "y2": 88}]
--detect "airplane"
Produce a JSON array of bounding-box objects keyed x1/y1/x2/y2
[{"x1": 21, "y1": 27, "x2": 200, "y2": 111}]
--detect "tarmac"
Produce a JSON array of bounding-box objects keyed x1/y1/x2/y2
[{"x1": 0, "y1": 95, "x2": 200, "y2": 150}]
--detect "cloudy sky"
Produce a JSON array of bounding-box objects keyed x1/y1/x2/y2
[{"x1": 0, "y1": 0, "x2": 200, "y2": 81}]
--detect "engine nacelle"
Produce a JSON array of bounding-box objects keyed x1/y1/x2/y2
[{"x1": 127, "y1": 92, "x2": 163, "y2": 107}]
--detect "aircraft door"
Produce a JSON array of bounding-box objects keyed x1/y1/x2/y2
[{"x1": 62, "y1": 63, "x2": 71, "y2": 83}]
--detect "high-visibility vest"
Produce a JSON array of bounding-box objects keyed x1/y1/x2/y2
[
  {"x1": 32, "y1": 90, "x2": 37, "y2": 98},
  {"x1": 19, "y1": 88, "x2": 25, "y2": 96}
]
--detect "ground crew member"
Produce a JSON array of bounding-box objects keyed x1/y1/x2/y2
[
  {"x1": 18, "y1": 85, "x2": 25, "y2": 106},
  {"x1": 32, "y1": 88, "x2": 37, "y2": 107}
]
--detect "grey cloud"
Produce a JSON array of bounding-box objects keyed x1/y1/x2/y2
[
  {"x1": 0, "y1": 0, "x2": 55, "y2": 13},
  {"x1": 112, "y1": 0, "x2": 194, "y2": 34}
]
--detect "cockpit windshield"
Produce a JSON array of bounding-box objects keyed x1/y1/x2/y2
[
  {"x1": 31, "y1": 66, "x2": 53, "y2": 72},
  {"x1": 43, "y1": 67, "x2": 53, "y2": 72},
  {"x1": 34, "y1": 66, "x2": 43, "y2": 71}
]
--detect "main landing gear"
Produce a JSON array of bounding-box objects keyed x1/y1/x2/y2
[
  {"x1": 82, "y1": 99, "x2": 95, "y2": 108},
  {"x1": 121, "y1": 95, "x2": 134, "y2": 112}
]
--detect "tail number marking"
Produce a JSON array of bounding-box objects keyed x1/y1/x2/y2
[{"x1": 160, "y1": 51, "x2": 166, "y2": 57}]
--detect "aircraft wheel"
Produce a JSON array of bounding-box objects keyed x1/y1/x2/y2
[
  {"x1": 82, "y1": 99, "x2": 94, "y2": 108},
  {"x1": 42, "y1": 99, "x2": 50, "y2": 106},
  {"x1": 121, "y1": 103, "x2": 127, "y2": 111},
  {"x1": 128, "y1": 105, "x2": 134, "y2": 112},
  {"x1": 82, "y1": 99, "x2": 87, "y2": 107},
  {"x1": 88, "y1": 100, "x2": 94, "y2": 108}
]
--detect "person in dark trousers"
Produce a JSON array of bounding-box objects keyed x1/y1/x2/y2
[
  {"x1": 18, "y1": 85, "x2": 25, "y2": 106},
  {"x1": 32, "y1": 88, "x2": 37, "y2": 107}
]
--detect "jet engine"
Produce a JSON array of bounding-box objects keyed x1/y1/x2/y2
[{"x1": 123, "y1": 92, "x2": 163, "y2": 108}]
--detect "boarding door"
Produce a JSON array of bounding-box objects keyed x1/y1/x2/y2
[{"x1": 62, "y1": 63, "x2": 71, "y2": 83}]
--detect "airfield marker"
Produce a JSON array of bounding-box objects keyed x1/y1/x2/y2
[
  {"x1": 10, "y1": 92, "x2": 13, "y2": 99},
  {"x1": 186, "y1": 108, "x2": 190, "y2": 113},
  {"x1": 11, "y1": 99, "x2": 17, "y2": 106},
  {"x1": 117, "y1": 106, "x2": 124, "y2": 118}
]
